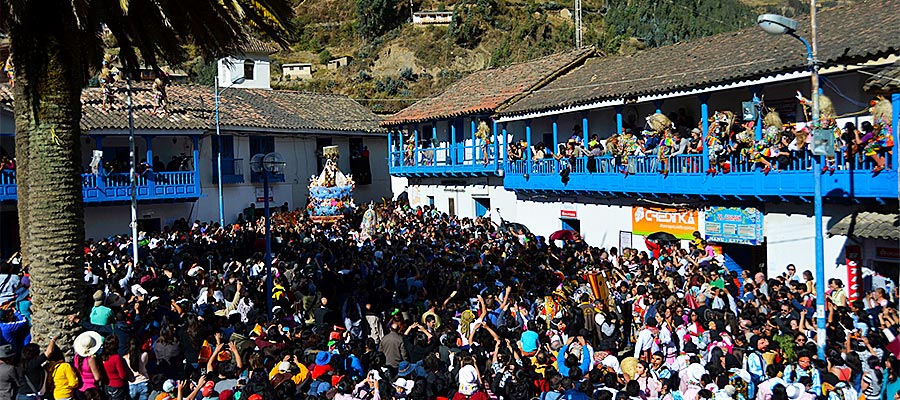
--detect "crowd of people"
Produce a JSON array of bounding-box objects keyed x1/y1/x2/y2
[{"x1": 0, "y1": 200, "x2": 897, "y2": 400}]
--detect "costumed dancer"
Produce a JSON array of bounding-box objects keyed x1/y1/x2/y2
[
  {"x1": 475, "y1": 120, "x2": 493, "y2": 166},
  {"x1": 152, "y1": 77, "x2": 168, "y2": 113},
  {"x1": 3, "y1": 55, "x2": 13, "y2": 87},
  {"x1": 706, "y1": 111, "x2": 734, "y2": 175},
  {"x1": 863, "y1": 97, "x2": 894, "y2": 173},
  {"x1": 797, "y1": 92, "x2": 842, "y2": 173},
  {"x1": 646, "y1": 113, "x2": 675, "y2": 176},
  {"x1": 617, "y1": 130, "x2": 638, "y2": 176},
  {"x1": 762, "y1": 109, "x2": 783, "y2": 170}
]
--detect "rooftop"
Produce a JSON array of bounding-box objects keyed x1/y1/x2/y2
[
  {"x1": 829, "y1": 211, "x2": 900, "y2": 240},
  {"x1": 863, "y1": 62, "x2": 900, "y2": 94},
  {"x1": 382, "y1": 47, "x2": 594, "y2": 126},
  {"x1": 501, "y1": 0, "x2": 900, "y2": 116},
  {"x1": 0, "y1": 83, "x2": 384, "y2": 134}
]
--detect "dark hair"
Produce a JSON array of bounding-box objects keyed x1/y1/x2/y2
[{"x1": 101, "y1": 334, "x2": 119, "y2": 360}]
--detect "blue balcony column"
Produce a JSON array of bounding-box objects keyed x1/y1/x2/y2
[
  {"x1": 94, "y1": 136, "x2": 105, "y2": 189},
  {"x1": 615, "y1": 106, "x2": 624, "y2": 134},
  {"x1": 654, "y1": 100, "x2": 664, "y2": 114},
  {"x1": 525, "y1": 119, "x2": 532, "y2": 165},
  {"x1": 699, "y1": 94, "x2": 710, "y2": 171},
  {"x1": 144, "y1": 136, "x2": 155, "y2": 192},
  {"x1": 450, "y1": 120, "x2": 457, "y2": 165},
  {"x1": 750, "y1": 86, "x2": 763, "y2": 141},
  {"x1": 471, "y1": 118, "x2": 478, "y2": 164},
  {"x1": 552, "y1": 116, "x2": 559, "y2": 154},
  {"x1": 492, "y1": 120, "x2": 499, "y2": 171},
  {"x1": 581, "y1": 112, "x2": 589, "y2": 145},
  {"x1": 192, "y1": 136, "x2": 200, "y2": 181},
  {"x1": 413, "y1": 126, "x2": 419, "y2": 166},
  {"x1": 399, "y1": 128, "x2": 405, "y2": 166},
  {"x1": 893, "y1": 93, "x2": 899, "y2": 169},
  {"x1": 501, "y1": 123, "x2": 508, "y2": 163},
  {"x1": 387, "y1": 129, "x2": 393, "y2": 167}
]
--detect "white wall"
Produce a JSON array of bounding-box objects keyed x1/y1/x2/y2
[
  {"x1": 403, "y1": 177, "x2": 515, "y2": 226},
  {"x1": 197, "y1": 133, "x2": 391, "y2": 224},
  {"x1": 84, "y1": 203, "x2": 194, "y2": 240},
  {"x1": 218, "y1": 56, "x2": 271, "y2": 90}
]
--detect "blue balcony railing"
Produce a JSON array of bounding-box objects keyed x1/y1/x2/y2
[
  {"x1": 213, "y1": 158, "x2": 244, "y2": 184},
  {"x1": 504, "y1": 152, "x2": 897, "y2": 201},
  {"x1": 388, "y1": 141, "x2": 500, "y2": 176},
  {"x1": 0, "y1": 170, "x2": 201, "y2": 203}
]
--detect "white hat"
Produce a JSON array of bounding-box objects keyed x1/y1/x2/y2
[
  {"x1": 278, "y1": 361, "x2": 292, "y2": 373},
  {"x1": 786, "y1": 383, "x2": 804, "y2": 400},
  {"x1": 393, "y1": 378, "x2": 414, "y2": 391},
  {"x1": 162, "y1": 379, "x2": 177, "y2": 393},
  {"x1": 74, "y1": 331, "x2": 104, "y2": 357},
  {"x1": 686, "y1": 363, "x2": 705, "y2": 383},
  {"x1": 367, "y1": 369, "x2": 382, "y2": 381}
]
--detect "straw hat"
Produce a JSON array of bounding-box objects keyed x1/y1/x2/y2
[{"x1": 74, "y1": 331, "x2": 104, "y2": 357}]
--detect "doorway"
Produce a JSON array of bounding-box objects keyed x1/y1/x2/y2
[
  {"x1": 560, "y1": 218, "x2": 580, "y2": 233},
  {"x1": 448, "y1": 198, "x2": 455, "y2": 216},
  {"x1": 474, "y1": 198, "x2": 490, "y2": 217}
]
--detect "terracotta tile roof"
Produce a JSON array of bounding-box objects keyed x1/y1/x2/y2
[
  {"x1": 501, "y1": 0, "x2": 900, "y2": 116},
  {"x1": 863, "y1": 63, "x2": 900, "y2": 94},
  {"x1": 382, "y1": 48, "x2": 594, "y2": 126},
  {"x1": 239, "y1": 36, "x2": 281, "y2": 55},
  {"x1": 0, "y1": 83, "x2": 383, "y2": 134},
  {"x1": 829, "y1": 211, "x2": 899, "y2": 240},
  {"x1": 218, "y1": 88, "x2": 385, "y2": 133}
]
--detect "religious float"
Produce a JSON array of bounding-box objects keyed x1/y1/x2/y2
[{"x1": 307, "y1": 146, "x2": 355, "y2": 223}]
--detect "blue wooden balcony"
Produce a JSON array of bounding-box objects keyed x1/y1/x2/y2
[
  {"x1": 388, "y1": 143, "x2": 502, "y2": 177},
  {"x1": 504, "y1": 153, "x2": 898, "y2": 202},
  {"x1": 0, "y1": 170, "x2": 201, "y2": 203}
]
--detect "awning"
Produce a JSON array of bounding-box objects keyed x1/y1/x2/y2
[
  {"x1": 829, "y1": 211, "x2": 900, "y2": 240},
  {"x1": 863, "y1": 63, "x2": 900, "y2": 94}
]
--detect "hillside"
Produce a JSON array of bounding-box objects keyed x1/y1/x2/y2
[{"x1": 187, "y1": 0, "x2": 847, "y2": 115}]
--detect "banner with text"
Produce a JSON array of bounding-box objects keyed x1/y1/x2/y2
[
  {"x1": 704, "y1": 207, "x2": 764, "y2": 245},
  {"x1": 632, "y1": 207, "x2": 699, "y2": 240}
]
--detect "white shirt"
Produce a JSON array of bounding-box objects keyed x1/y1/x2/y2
[{"x1": 634, "y1": 328, "x2": 656, "y2": 359}]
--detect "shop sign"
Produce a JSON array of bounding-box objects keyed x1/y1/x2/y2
[
  {"x1": 704, "y1": 207, "x2": 764, "y2": 245},
  {"x1": 560, "y1": 209, "x2": 578, "y2": 218},
  {"x1": 255, "y1": 187, "x2": 274, "y2": 203},
  {"x1": 632, "y1": 206, "x2": 698, "y2": 240}
]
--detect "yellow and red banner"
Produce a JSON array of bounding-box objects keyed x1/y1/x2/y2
[{"x1": 632, "y1": 206, "x2": 699, "y2": 240}]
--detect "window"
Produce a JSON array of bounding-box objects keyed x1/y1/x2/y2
[
  {"x1": 249, "y1": 136, "x2": 275, "y2": 155},
  {"x1": 474, "y1": 198, "x2": 490, "y2": 217},
  {"x1": 316, "y1": 138, "x2": 333, "y2": 174},
  {"x1": 243, "y1": 59, "x2": 255, "y2": 80},
  {"x1": 349, "y1": 138, "x2": 371, "y2": 185}
]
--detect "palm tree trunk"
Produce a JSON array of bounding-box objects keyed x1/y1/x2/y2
[{"x1": 9, "y1": 4, "x2": 87, "y2": 350}]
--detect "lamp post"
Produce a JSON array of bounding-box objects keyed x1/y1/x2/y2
[
  {"x1": 214, "y1": 75, "x2": 246, "y2": 228},
  {"x1": 249, "y1": 152, "x2": 285, "y2": 321},
  {"x1": 758, "y1": 5, "x2": 826, "y2": 360}
]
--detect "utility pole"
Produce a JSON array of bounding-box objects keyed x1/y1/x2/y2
[{"x1": 574, "y1": 0, "x2": 583, "y2": 49}]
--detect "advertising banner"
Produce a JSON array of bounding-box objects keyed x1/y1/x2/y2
[
  {"x1": 632, "y1": 207, "x2": 699, "y2": 240},
  {"x1": 845, "y1": 245, "x2": 861, "y2": 301},
  {"x1": 704, "y1": 207, "x2": 764, "y2": 245}
]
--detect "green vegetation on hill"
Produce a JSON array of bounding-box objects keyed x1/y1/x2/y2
[{"x1": 184, "y1": 0, "x2": 826, "y2": 114}]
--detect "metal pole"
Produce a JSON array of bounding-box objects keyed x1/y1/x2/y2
[
  {"x1": 126, "y1": 76, "x2": 139, "y2": 266},
  {"x1": 809, "y1": 0, "x2": 826, "y2": 361},
  {"x1": 264, "y1": 170, "x2": 273, "y2": 321},
  {"x1": 215, "y1": 77, "x2": 225, "y2": 227}
]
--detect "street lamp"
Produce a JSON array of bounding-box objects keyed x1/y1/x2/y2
[
  {"x1": 249, "y1": 152, "x2": 285, "y2": 321},
  {"x1": 214, "y1": 75, "x2": 246, "y2": 228},
  {"x1": 758, "y1": 8, "x2": 826, "y2": 360}
]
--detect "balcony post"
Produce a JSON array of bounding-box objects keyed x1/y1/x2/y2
[
  {"x1": 501, "y1": 123, "x2": 508, "y2": 164},
  {"x1": 581, "y1": 112, "x2": 589, "y2": 145},
  {"x1": 432, "y1": 124, "x2": 438, "y2": 166},
  {"x1": 95, "y1": 136, "x2": 105, "y2": 189},
  {"x1": 752, "y1": 86, "x2": 763, "y2": 141},
  {"x1": 615, "y1": 106, "x2": 624, "y2": 134},
  {"x1": 192, "y1": 136, "x2": 200, "y2": 187},
  {"x1": 525, "y1": 119, "x2": 532, "y2": 171},
  {"x1": 471, "y1": 118, "x2": 478, "y2": 165},
  {"x1": 450, "y1": 120, "x2": 456, "y2": 165},
  {"x1": 492, "y1": 120, "x2": 499, "y2": 172},
  {"x1": 399, "y1": 127, "x2": 405, "y2": 166},
  {"x1": 893, "y1": 93, "x2": 899, "y2": 170},
  {"x1": 552, "y1": 116, "x2": 559, "y2": 155},
  {"x1": 654, "y1": 100, "x2": 664, "y2": 114},
  {"x1": 145, "y1": 136, "x2": 155, "y2": 192},
  {"x1": 387, "y1": 129, "x2": 393, "y2": 167},
  {"x1": 413, "y1": 125, "x2": 419, "y2": 168},
  {"x1": 700, "y1": 94, "x2": 710, "y2": 171}
]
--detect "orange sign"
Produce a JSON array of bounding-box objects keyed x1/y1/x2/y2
[{"x1": 632, "y1": 206, "x2": 699, "y2": 240}]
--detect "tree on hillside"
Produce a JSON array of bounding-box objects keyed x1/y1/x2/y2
[
  {"x1": 1, "y1": 0, "x2": 292, "y2": 349},
  {"x1": 357, "y1": 0, "x2": 405, "y2": 39},
  {"x1": 602, "y1": 0, "x2": 753, "y2": 51}
]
